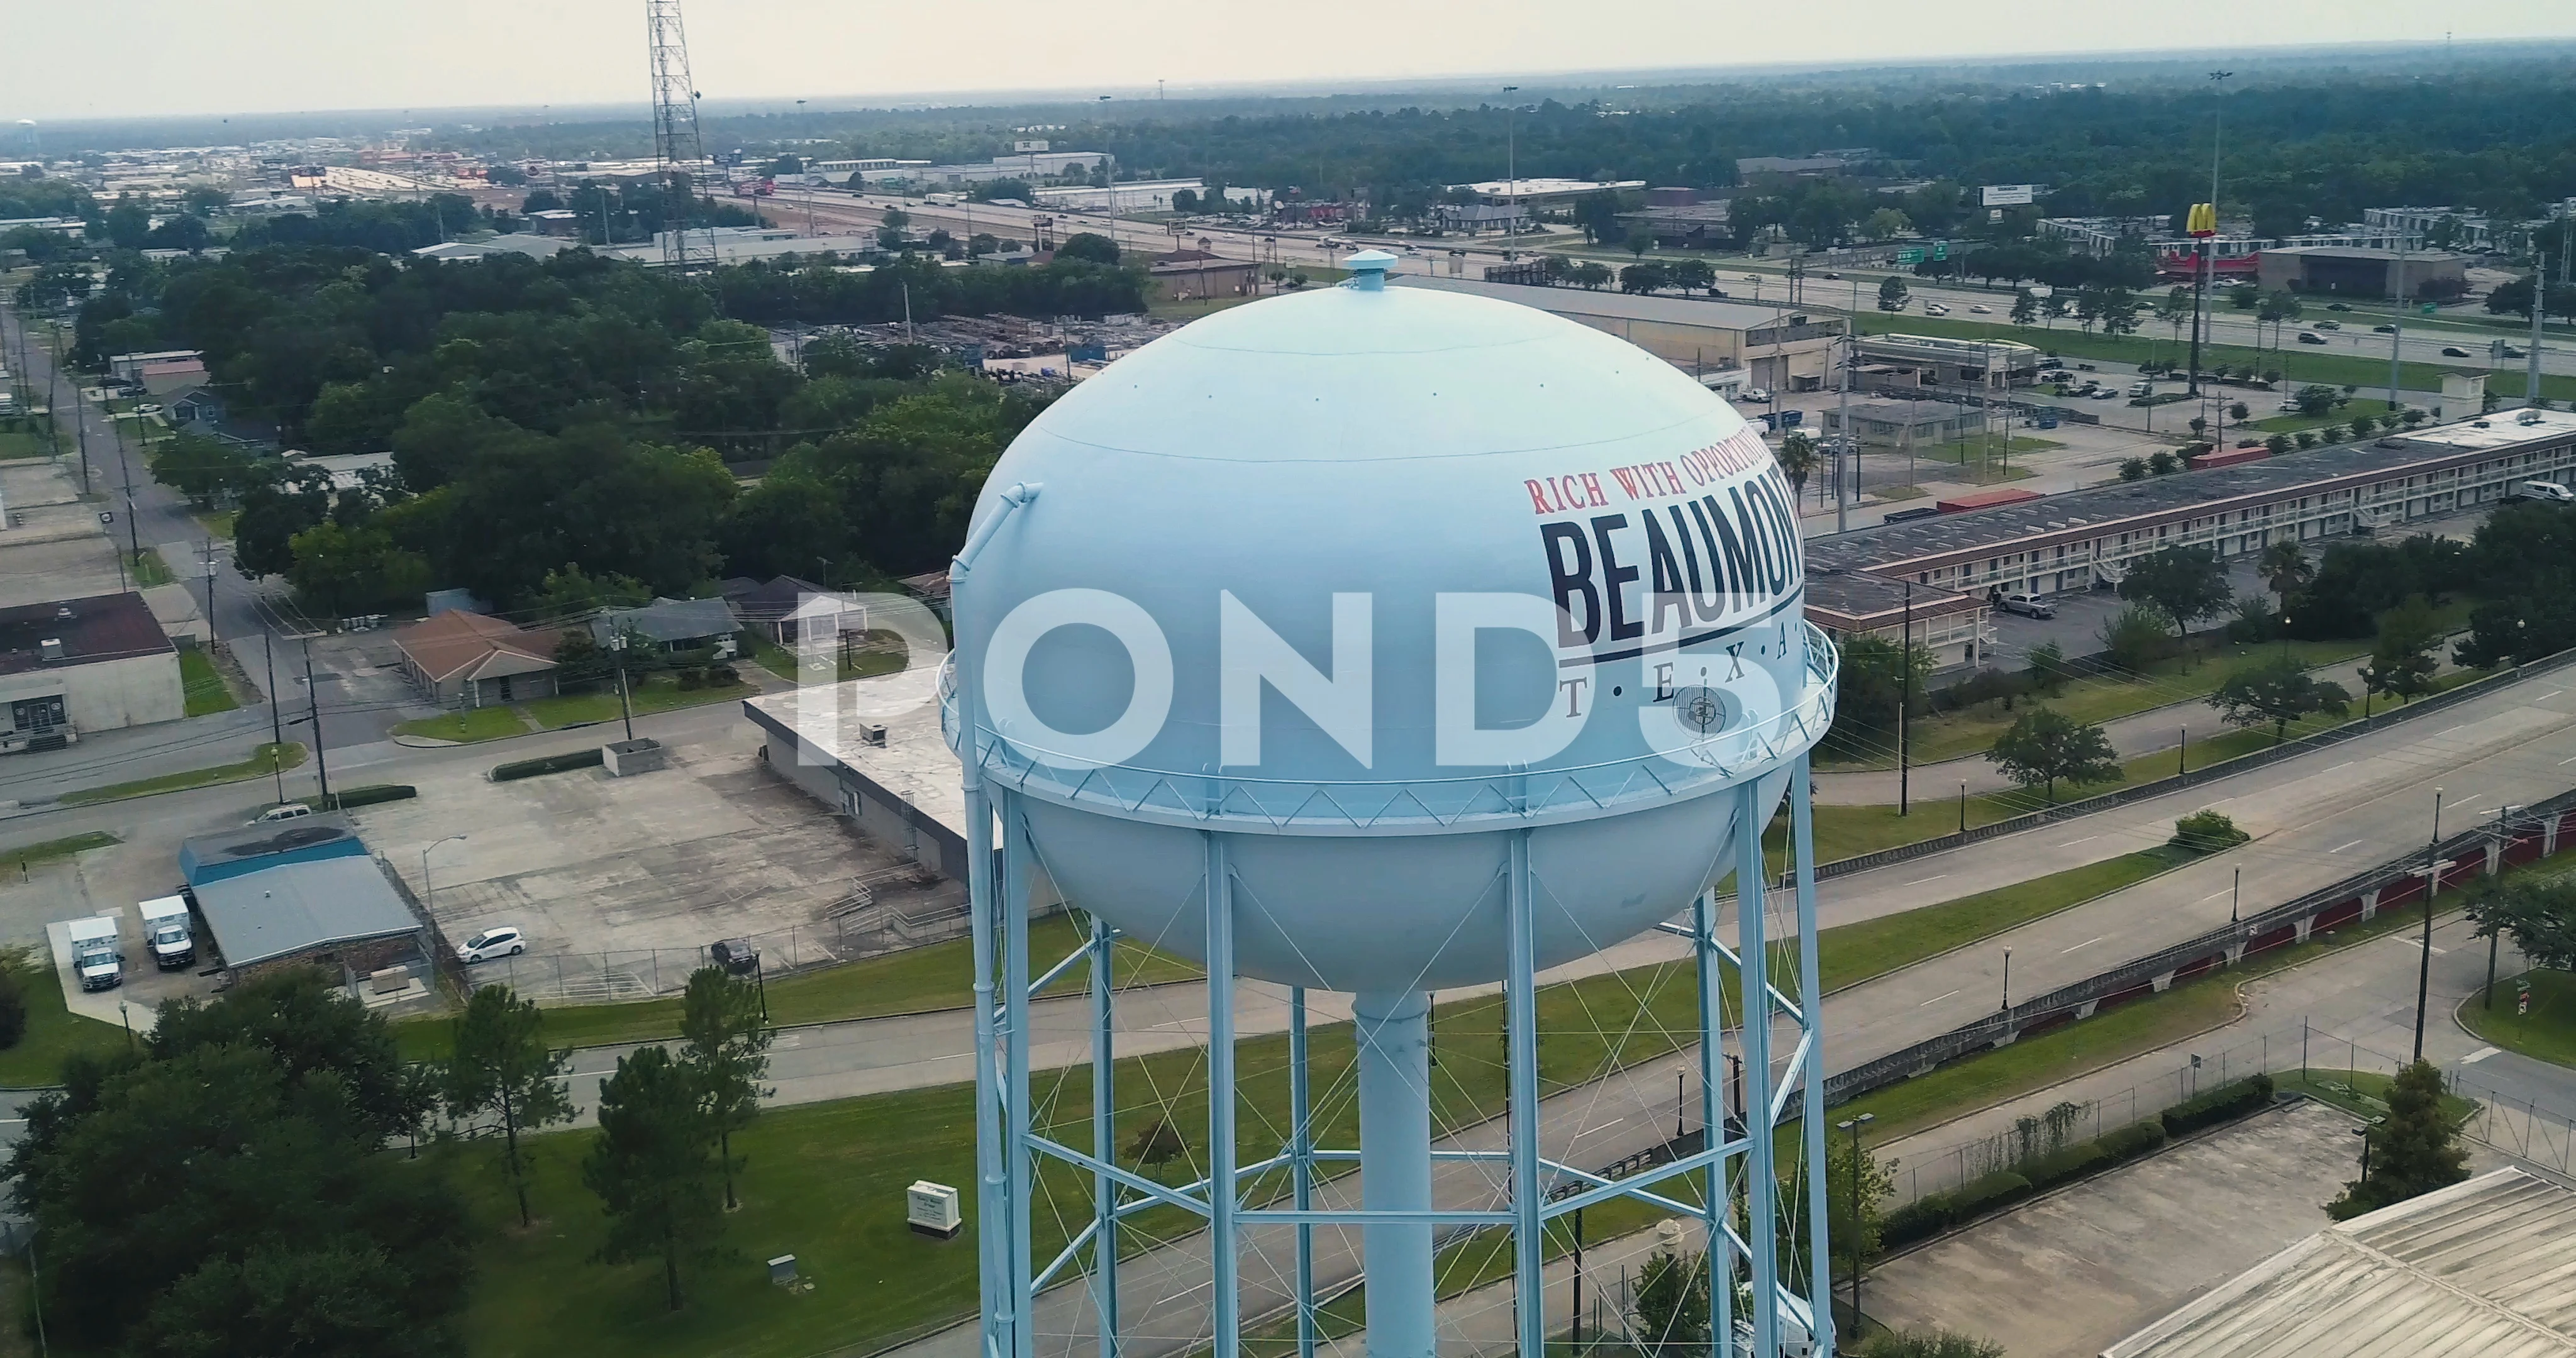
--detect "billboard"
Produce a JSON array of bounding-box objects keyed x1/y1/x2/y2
[{"x1": 1982, "y1": 184, "x2": 2039, "y2": 207}]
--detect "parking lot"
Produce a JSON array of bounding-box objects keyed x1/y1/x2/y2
[{"x1": 353, "y1": 734, "x2": 954, "y2": 1005}]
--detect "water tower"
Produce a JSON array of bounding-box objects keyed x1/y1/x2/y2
[{"x1": 947, "y1": 252, "x2": 1840, "y2": 1357}]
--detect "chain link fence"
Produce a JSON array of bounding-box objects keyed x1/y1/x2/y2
[{"x1": 1884, "y1": 1016, "x2": 2576, "y2": 1208}]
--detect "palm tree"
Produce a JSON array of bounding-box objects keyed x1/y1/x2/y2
[
  {"x1": 1776, "y1": 431, "x2": 1820, "y2": 505},
  {"x1": 2258, "y1": 538, "x2": 2312, "y2": 600}
]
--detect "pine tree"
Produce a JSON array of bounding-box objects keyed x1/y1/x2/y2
[
  {"x1": 2328, "y1": 1060, "x2": 2469, "y2": 1219},
  {"x1": 443, "y1": 984, "x2": 576, "y2": 1227},
  {"x1": 679, "y1": 965, "x2": 773, "y2": 1211},
  {"x1": 585, "y1": 1046, "x2": 725, "y2": 1309}
]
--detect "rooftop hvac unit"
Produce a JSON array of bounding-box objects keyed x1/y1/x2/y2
[{"x1": 858, "y1": 723, "x2": 887, "y2": 748}]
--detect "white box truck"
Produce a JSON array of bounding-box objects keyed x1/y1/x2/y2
[
  {"x1": 67, "y1": 917, "x2": 123, "y2": 991},
  {"x1": 138, "y1": 896, "x2": 195, "y2": 970}
]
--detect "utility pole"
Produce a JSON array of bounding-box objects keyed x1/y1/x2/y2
[
  {"x1": 265, "y1": 638, "x2": 286, "y2": 803},
  {"x1": 303, "y1": 648, "x2": 332, "y2": 807},
  {"x1": 1502, "y1": 86, "x2": 1520, "y2": 263},
  {"x1": 2414, "y1": 787, "x2": 2443, "y2": 1061},
  {"x1": 611, "y1": 634, "x2": 636, "y2": 741},
  {"x1": 2485, "y1": 806, "x2": 2515, "y2": 1008},
  {"x1": 2390, "y1": 226, "x2": 2411, "y2": 412},
  {"x1": 201, "y1": 538, "x2": 218, "y2": 643},
  {"x1": 2529, "y1": 215, "x2": 2549, "y2": 408},
  {"x1": 1835, "y1": 332, "x2": 1853, "y2": 533},
  {"x1": 1898, "y1": 580, "x2": 1913, "y2": 814}
]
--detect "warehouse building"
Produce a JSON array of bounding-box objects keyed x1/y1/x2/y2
[
  {"x1": 1393, "y1": 275, "x2": 1848, "y2": 392},
  {"x1": 1852, "y1": 332, "x2": 2045, "y2": 391},
  {"x1": 2256, "y1": 245, "x2": 2468, "y2": 299},
  {"x1": 743, "y1": 675, "x2": 967, "y2": 881},
  {"x1": 1823, "y1": 398, "x2": 1985, "y2": 449}
]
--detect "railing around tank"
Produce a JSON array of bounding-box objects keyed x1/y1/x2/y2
[{"x1": 938, "y1": 621, "x2": 1838, "y2": 833}]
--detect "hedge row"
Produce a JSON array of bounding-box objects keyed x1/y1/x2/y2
[
  {"x1": 2160, "y1": 1073, "x2": 2275, "y2": 1138},
  {"x1": 320, "y1": 784, "x2": 415, "y2": 810},
  {"x1": 491, "y1": 749, "x2": 605, "y2": 782},
  {"x1": 1878, "y1": 1118, "x2": 2174, "y2": 1251}
]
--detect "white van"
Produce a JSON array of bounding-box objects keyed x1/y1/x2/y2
[{"x1": 2515, "y1": 481, "x2": 2576, "y2": 504}]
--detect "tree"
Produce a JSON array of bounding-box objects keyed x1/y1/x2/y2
[
  {"x1": 2327, "y1": 1060, "x2": 2469, "y2": 1219},
  {"x1": 2027, "y1": 638, "x2": 2070, "y2": 696},
  {"x1": 2228, "y1": 400, "x2": 2251, "y2": 422},
  {"x1": 1128, "y1": 1117, "x2": 1187, "y2": 1175},
  {"x1": 1633, "y1": 1249, "x2": 1711, "y2": 1354},
  {"x1": 2119, "y1": 545, "x2": 2231, "y2": 641},
  {"x1": 1878, "y1": 275, "x2": 1910, "y2": 311},
  {"x1": 2148, "y1": 450, "x2": 2182, "y2": 475},
  {"x1": 2359, "y1": 594, "x2": 2442, "y2": 706},
  {"x1": 1568, "y1": 260, "x2": 1613, "y2": 289},
  {"x1": 1824, "y1": 1127, "x2": 1892, "y2": 1285},
  {"x1": 2461, "y1": 875, "x2": 2576, "y2": 973},
  {"x1": 443, "y1": 984, "x2": 577, "y2": 1228},
  {"x1": 679, "y1": 965, "x2": 773, "y2": 1212},
  {"x1": 585, "y1": 1045, "x2": 724, "y2": 1311},
  {"x1": 2097, "y1": 602, "x2": 2173, "y2": 671},
  {"x1": 2294, "y1": 382, "x2": 2340, "y2": 417},
  {"x1": 1572, "y1": 190, "x2": 1624, "y2": 245},
  {"x1": 1861, "y1": 207, "x2": 1911, "y2": 241},
  {"x1": 287, "y1": 519, "x2": 432, "y2": 619},
  {"x1": 1623, "y1": 229, "x2": 1655, "y2": 261},
  {"x1": 8, "y1": 972, "x2": 465, "y2": 1353},
  {"x1": 1775, "y1": 431, "x2": 1819, "y2": 502},
  {"x1": 2010, "y1": 289, "x2": 2038, "y2": 326},
  {"x1": 2118, "y1": 457, "x2": 2147, "y2": 482},
  {"x1": 1985, "y1": 707, "x2": 2121, "y2": 803},
  {"x1": 2209, "y1": 657, "x2": 2351, "y2": 744},
  {"x1": 1829, "y1": 633, "x2": 1929, "y2": 756},
  {"x1": 2255, "y1": 539, "x2": 2312, "y2": 601},
  {"x1": 1620, "y1": 262, "x2": 1671, "y2": 294}
]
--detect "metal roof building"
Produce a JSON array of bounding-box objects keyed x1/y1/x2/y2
[
  {"x1": 2102, "y1": 1168, "x2": 2576, "y2": 1357},
  {"x1": 191, "y1": 855, "x2": 426, "y2": 972},
  {"x1": 178, "y1": 815, "x2": 367, "y2": 887},
  {"x1": 1393, "y1": 275, "x2": 1847, "y2": 393}
]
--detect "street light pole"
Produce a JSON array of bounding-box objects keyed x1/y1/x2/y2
[
  {"x1": 2414, "y1": 786, "x2": 2444, "y2": 1060},
  {"x1": 1502, "y1": 87, "x2": 1520, "y2": 263},
  {"x1": 422, "y1": 834, "x2": 468, "y2": 917},
  {"x1": 2001, "y1": 946, "x2": 2013, "y2": 1011}
]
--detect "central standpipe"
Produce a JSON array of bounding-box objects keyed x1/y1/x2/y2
[{"x1": 1353, "y1": 990, "x2": 1435, "y2": 1358}]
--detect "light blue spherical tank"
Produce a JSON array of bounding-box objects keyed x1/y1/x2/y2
[{"x1": 945, "y1": 257, "x2": 1835, "y2": 993}]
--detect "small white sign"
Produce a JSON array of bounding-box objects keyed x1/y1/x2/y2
[
  {"x1": 908, "y1": 1180, "x2": 962, "y2": 1238},
  {"x1": 1982, "y1": 183, "x2": 2038, "y2": 207}
]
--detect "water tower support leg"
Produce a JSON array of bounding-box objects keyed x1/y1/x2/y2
[
  {"x1": 1091, "y1": 914, "x2": 1120, "y2": 1358},
  {"x1": 967, "y1": 784, "x2": 1013, "y2": 1358},
  {"x1": 1506, "y1": 829, "x2": 1545, "y2": 1358},
  {"x1": 1735, "y1": 780, "x2": 1781, "y2": 1358},
  {"x1": 1693, "y1": 889, "x2": 1733, "y2": 1358},
  {"x1": 1790, "y1": 756, "x2": 1838, "y2": 1357},
  {"x1": 1354, "y1": 988, "x2": 1435, "y2": 1358},
  {"x1": 1203, "y1": 831, "x2": 1241, "y2": 1358},
  {"x1": 1004, "y1": 797, "x2": 1038, "y2": 1358},
  {"x1": 1290, "y1": 988, "x2": 1317, "y2": 1358}
]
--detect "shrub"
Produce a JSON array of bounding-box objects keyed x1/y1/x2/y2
[
  {"x1": 2160, "y1": 1073, "x2": 2276, "y2": 1137},
  {"x1": 2265, "y1": 433, "x2": 2294, "y2": 455},
  {"x1": 1947, "y1": 1170, "x2": 2033, "y2": 1219},
  {"x1": 0, "y1": 962, "x2": 25, "y2": 1051},
  {"x1": 1879, "y1": 1193, "x2": 1952, "y2": 1249},
  {"x1": 2018, "y1": 1140, "x2": 2115, "y2": 1192},
  {"x1": 491, "y1": 748, "x2": 606, "y2": 782},
  {"x1": 2171, "y1": 809, "x2": 2248, "y2": 852},
  {"x1": 709, "y1": 662, "x2": 740, "y2": 685},
  {"x1": 320, "y1": 784, "x2": 416, "y2": 810},
  {"x1": 2097, "y1": 1118, "x2": 2168, "y2": 1161},
  {"x1": 676, "y1": 666, "x2": 706, "y2": 690}
]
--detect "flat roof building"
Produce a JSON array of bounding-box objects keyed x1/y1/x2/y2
[
  {"x1": 1852, "y1": 332, "x2": 2045, "y2": 391},
  {"x1": 0, "y1": 591, "x2": 184, "y2": 754},
  {"x1": 192, "y1": 854, "x2": 427, "y2": 978},
  {"x1": 1392, "y1": 275, "x2": 1848, "y2": 393},
  {"x1": 1446, "y1": 178, "x2": 1647, "y2": 208},
  {"x1": 2258, "y1": 245, "x2": 2468, "y2": 299},
  {"x1": 1823, "y1": 398, "x2": 1984, "y2": 448}
]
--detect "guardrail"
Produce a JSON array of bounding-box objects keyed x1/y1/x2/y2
[
  {"x1": 1821, "y1": 783, "x2": 2576, "y2": 1106},
  {"x1": 1811, "y1": 641, "x2": 2576, "y2": 885}
]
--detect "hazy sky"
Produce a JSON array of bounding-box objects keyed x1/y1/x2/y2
[{"x1": 9, "y1": 0, "x2": 2576, "y2": 122}]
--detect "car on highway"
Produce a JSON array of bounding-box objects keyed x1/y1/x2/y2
[
  {"x1": 2373, "y1": 324, "x2": 2398, "y2": 334},
  {"x1": 254, "y1": 802, "x2": 313, "y2": 823},
  {"x1": 2441, "y1": 346, "x2": 2473, "y2": 358},
  {"x1": 2314, "y1": 319, "x2": 2341, "y2": 329},
  {"x1": 1997, "y1": 592, "x2": 2056, "y2": 619},
  {"x1": 1923, "y1": 303, "x2": 1950, "y2": 317},
  {"x1": 2506, "y1": 345, "x2": 2528, "y2": 358},
  {"x1": 2094, "y1": 387, "x2": 2123, "y2": 399},
  {"x1": 1744, "y1": 274, "x2": 1762, "y2": 282},
  {"x1": 2328, "y1": 302, "x2": 2353, "y2": 311},
  {"x1": 2297, "y1": 331, "x2": 2329, "y2": 344},
  {"x1": 1970, "y1": 304, "x2": 1992, "y2": 314},
  {"x1": 455, "y1": 927, "x2": 526, "y2": 964},
  {"x1": 1821, "y1": 271, "x2": 1841, "y2": 279}
]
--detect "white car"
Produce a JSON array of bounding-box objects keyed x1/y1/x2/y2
[
  {"x1": 1997, "y1": 592, "x2": 2056, "y2": 619},
  {"x1": 253, "y1": 802, "x2": 313, "y2": 824},
  {"x1": 455, "y1": 927, "x2": 526, "y2": 964},
  {"x1": 1740, "y1": 388, "x2": 1773, "y2": 403},
  {"x1": 1970, "y1": 304, "x2": 1992, "y2": 314},
  {"x1": 1923, "y1": 304, "x2": 1950, "y2": 317}
]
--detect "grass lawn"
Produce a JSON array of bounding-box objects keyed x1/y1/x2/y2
[
  {"x1": 520, "y1": 676, "x2": 757, "y2": 731},
  {"x1": 2275, "y1": 1068, "x2": 2480, "y2": 1125},
  {"x1": 0, "y1": 831, "x2": 121, "y2": 872},
  {"x1": 1822, "y1": 636, "x2": 2379, "y2": 771},
  {"x1": 189, "y1": 508, "x2": 236, "y2": 539},
  {"x1": 0, "y1": 425, "x2": 55, "y2": 460},
  {"x1": 1815, "y1": 847, "x2": 2191, "y2": 993},
  {"x1": 128, "y1": 549, "x2": 174, "y2": 588},
  {"x1": 392, "y1": 707, "x2": 532, "y2": 743},
  {"x1": 2249, "y1": 409, "x2": 2343, "y2": 434},
  {"x1": 2460, "y1": 968, "x2": 2576, "y2": 1069},
  {"x1": 0, "y1": 949, "x2": 133, "y2": 1088},
  {"x1": 751, "y1": 637, "x2": 909, "y2": 683},
  {"x1": 179, "y1": 647, "x2": 237, "y2": 717},
  {"x1": 1920, "y1": 434, "x2": 2060, "y2": 465},
  {"x1": 60, "y1": 741, "x2": 305, "y2": 805},
  {"x1": 397, "y1": 912, "x2": 1204, "y2": 1063}
]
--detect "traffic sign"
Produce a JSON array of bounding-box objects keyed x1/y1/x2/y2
[
  {"x1": 1932, "y1": 241, "x2": 1948, "y2": 261},
  {"x1": 1896, "y1": 248, "x2": 1924, "y2": 265}
]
